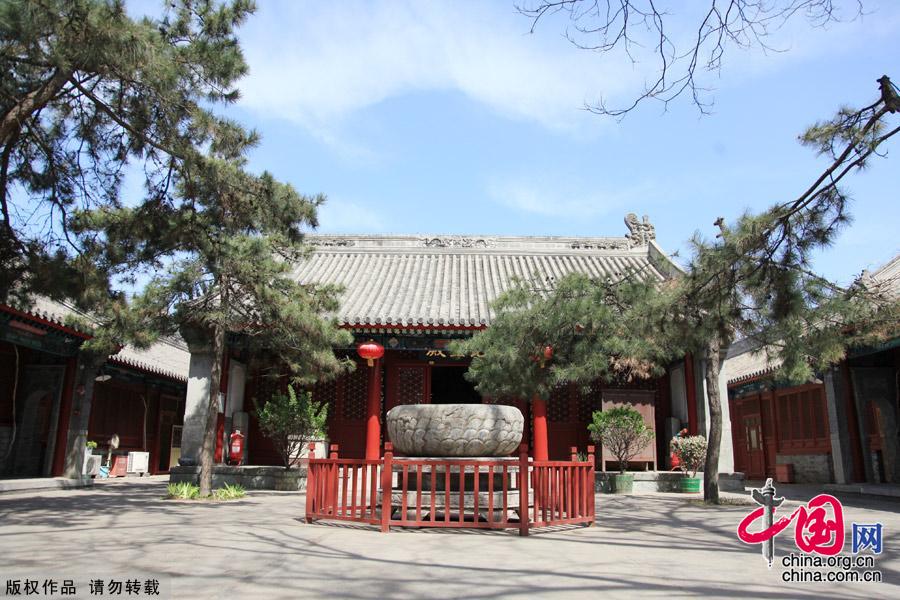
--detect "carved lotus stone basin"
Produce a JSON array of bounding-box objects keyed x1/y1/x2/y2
[{"x1": 385, "y1": 404, "x2": 524, "y2": 457}]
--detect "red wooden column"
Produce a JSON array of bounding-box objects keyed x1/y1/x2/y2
[
  {"x1": 364, "y1": 358, "x2": 382, "y2": 461},
  {"x1": 532, "y1": 394, "x2": 549, "y2": 461}
]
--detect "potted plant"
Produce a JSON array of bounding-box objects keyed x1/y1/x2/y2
[
  {"x1": 82, "y1": 440, "x2": 99, "y2": 476},
  {"x1": 588, "y1": 407, "x2": 654, "y2": 494},
  {"x1": 670, "y1": 434, "x2": 707, "y2": 492},
  {"x1": 669, "y1": 428, "x2": 688, "y2": 470}
]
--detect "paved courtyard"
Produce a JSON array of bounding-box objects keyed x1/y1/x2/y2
[{"x1": 1, "y1": 478, "x2": 898, "y2": 599}]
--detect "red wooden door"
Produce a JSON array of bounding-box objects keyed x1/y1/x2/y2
[
  {"x1": 742, "y1": 413, "x2": 766, "y2": 479},
  {"x1": 323, "y1": 366, "x2": 369, "y2": 459},
  {"x1": 548, "y1": 384, "x2": 581, "y2": 460},
  {"x1": 731, "y1": 396, "x2": 768, "y2": 480}
]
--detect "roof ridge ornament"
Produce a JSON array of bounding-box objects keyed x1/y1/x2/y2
[
  {"x1": 311, "y1": 238, "x2": 356, "y2": 247},
  {"x1": 421, "y1": 236, "x2": 493, "y2": 248},
  {"x1": 624, "y1": 213, "x2": 656, "y2": 247},
  {"x1": 569, "y1": 239, "x2": 630, "y2": 250}
]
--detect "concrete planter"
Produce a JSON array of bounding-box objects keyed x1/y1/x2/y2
[
  {"x1": 611, "y1": 473, "x2": 634, "y2": 494},
  {"x1": 385, "y1": 404, "x2": 524, "y2": 457}
]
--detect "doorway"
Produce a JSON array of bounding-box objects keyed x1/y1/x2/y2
[
  {"x1": 742, "y1": 413, "x2": 766, "y2": 479},
  {"x1": 430, "y1": 366, "x2": 480, "y2": 405}
]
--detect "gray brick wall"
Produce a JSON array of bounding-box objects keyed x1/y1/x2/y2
[{"x1": 777, "y1": 453, "x2": 833, "y2": 483}]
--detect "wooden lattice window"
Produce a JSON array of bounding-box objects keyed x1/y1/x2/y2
[
  {"x1": 776, "y1": 385, "x2": 828, "y2": 452},
  {"x1": 342, "y1": 368, "x2": 368, "y2": 421},
  {"x1": 313, "y1": 378, "x2": 339, "y2": 422},
  {"x1": 396, "y1": 366, "x2": 426, "y2": 405},
  {"x1": 577, "y1": 382, "x2": 602, "y2": 422},
  {"x1": 548, "y1": 384, "x2": 571, "y2": 422}
]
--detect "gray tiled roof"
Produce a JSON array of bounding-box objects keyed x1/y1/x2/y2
[
  {"x1": 110, "y1": 338, "x2": 190, "y2": 382},
  {"x1": 4, "y1": 297, "x2": 190, "y2": 381},
  {"x1": 722, "y1": 341, "x2": 779, "y2": 385},
  {"x1": 293, "y1": 230, "x2": 681, "y2": 328},
  {"x1": 865, "y1": 254, "x2": 900, "y2": 298}
]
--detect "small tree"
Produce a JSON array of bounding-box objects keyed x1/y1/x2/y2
[
  {"x1": 254, "y1": 385, "x2": 327, "y2": 470},
  {"x1": 587, "y1": 407, "x2": 654, "y2": 474},
  {"x1": 670, "y1": 435, "x2": 708, "y2": 478}
]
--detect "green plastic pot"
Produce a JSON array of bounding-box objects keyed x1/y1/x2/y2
[
  {"x1": 680, "y1": 475, "x2": 701, "y2": 493},
  {"x1": 612, "y1": 473, "x2": 634, "y2": 494}
]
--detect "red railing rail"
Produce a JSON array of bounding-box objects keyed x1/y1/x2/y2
[
  {"x1": 380, "y1": 442, "x2": 531, "y2": 535},
  {"x1": 305, "y1": 442, "x2": 596, "y2": 535},
  {"x1": 530, "y1": 445, "x2": 596, "y2": 528},
  {"x1": 305, "y1": 443, "x2": 381, "y2": 525}
]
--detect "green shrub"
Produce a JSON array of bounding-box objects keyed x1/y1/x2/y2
[
  {"x1": 213, "y1": 483, "x2": 246, "y2": 500},
  {"x1": 254, "y1": 384, "x2": 327, "y2": 469},
  {"x1": 587, "y1": 406, "x2": 654, "y2": 473},
  {"x1": 670, "y1": 435, "x2": 708, "y2": 478},
  {"x1": 166, "y1": 482, "x2": 200, "y2": 500}
]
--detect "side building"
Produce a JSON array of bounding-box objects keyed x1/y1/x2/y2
[
  {"x1": 725, "y1": 253, "x2": 900, "y2": 485},
  {"x1": 0, "y1": 297, "x2": 190, "y2": 480}
]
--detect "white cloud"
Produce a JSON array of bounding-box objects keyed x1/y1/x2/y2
[
  {"x1": 487, "y1": 176, "x2": 659, "y2": 219},
  {"x1": 235, "y1": 0, "x2": 900, "y2": 151},
  {"x1": 315, "y1": 198, "x2": 386, "y2": 233},
  {"x1": 237, "y1": 1, "x2": 635, "y2": 138}
]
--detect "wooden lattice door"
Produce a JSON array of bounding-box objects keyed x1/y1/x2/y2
[
  {"x1": 548, "y1": 384, "x2": 583, "y2": 460},
  {"x1": 324, "y1": 366, "x2": 369, "y2": 458},
  {"x1": 384, "y1": 364, "x2": 429, "y2": 452},
  {"x1": 386, "y1": 364, "x2": 429, "y2": 411}
]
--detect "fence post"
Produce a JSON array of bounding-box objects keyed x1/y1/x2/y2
[
  {"x1": 518, "y1": 443, "x2": 529, "y2": 537},
  {"x1": 327, "y1": 444, "x2": 339, "y2": 515},
  {"x1": 305, "y1": 442, "x2": 316, "y2": 523},
  {"x1": 587, "y1": 445, "x2": 596, "y2": 526},
  {"x1": 570, "y1": 446, "x2": 577, "y2": 462},
  {"x1": 381, "y1": 442, "x2": 393, "y2": 533}
]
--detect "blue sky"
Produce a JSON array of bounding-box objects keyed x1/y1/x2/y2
[{"x1": 214, "y1": 0, "x2": 898, "y2": 285}]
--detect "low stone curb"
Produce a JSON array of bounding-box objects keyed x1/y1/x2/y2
[
  {"x1": 594, "y1": 471, "x2": 745, "y2": 493},
  {"x1": 0, "y1": 476, "x2": 93, "y2": 494},
  {"x1": 169, "y1": 465, "x2": 307, "y2": 491}
]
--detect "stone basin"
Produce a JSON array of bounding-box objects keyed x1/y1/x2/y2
[{"x1": 385, "y1": 404, "x2": 524, "y2": 457}]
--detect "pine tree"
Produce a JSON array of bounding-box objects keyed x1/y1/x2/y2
[
  {"x1": 459, "y1": 76, "x2": 900, "y2": 502},
  {"x1": 74, "y1": 136, "x2": 353, "y2": 495},
  {"x1": 0, "y1": 0, "x2": 255, "y2": 307},
  {"x1": 9, "y1": 0, "x2": 355, "y2": 494},
  {"x1": 674, "y1": 75, "x2": 900, "y2": 502},
  {"x1": 452, "y1": 271, "x2": 673, "y2": 460}
]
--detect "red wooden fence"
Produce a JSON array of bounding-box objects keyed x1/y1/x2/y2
[{"x1": 305, "y1": 442, "x2": 596, "y2": 535}]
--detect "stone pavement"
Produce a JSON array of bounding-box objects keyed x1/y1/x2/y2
[{"x1": 1, "y1": 478, "x2": 898, "y2": 599}]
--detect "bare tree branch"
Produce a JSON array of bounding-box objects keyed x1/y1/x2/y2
[{"x1": 518, "y1": 1, "x2": 861, "y2": 116}]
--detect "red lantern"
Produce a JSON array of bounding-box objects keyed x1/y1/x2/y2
[
  {"x1": 543, "y1": 345, "x2": 554, "y2": 361},
  {"x1": 357, "y1": 340, "x2": 384, "y2": 367}
]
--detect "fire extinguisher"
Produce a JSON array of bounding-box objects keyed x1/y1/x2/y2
[{"x1": 229, "y1": 430, "x2": 245, "y2": 465}]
